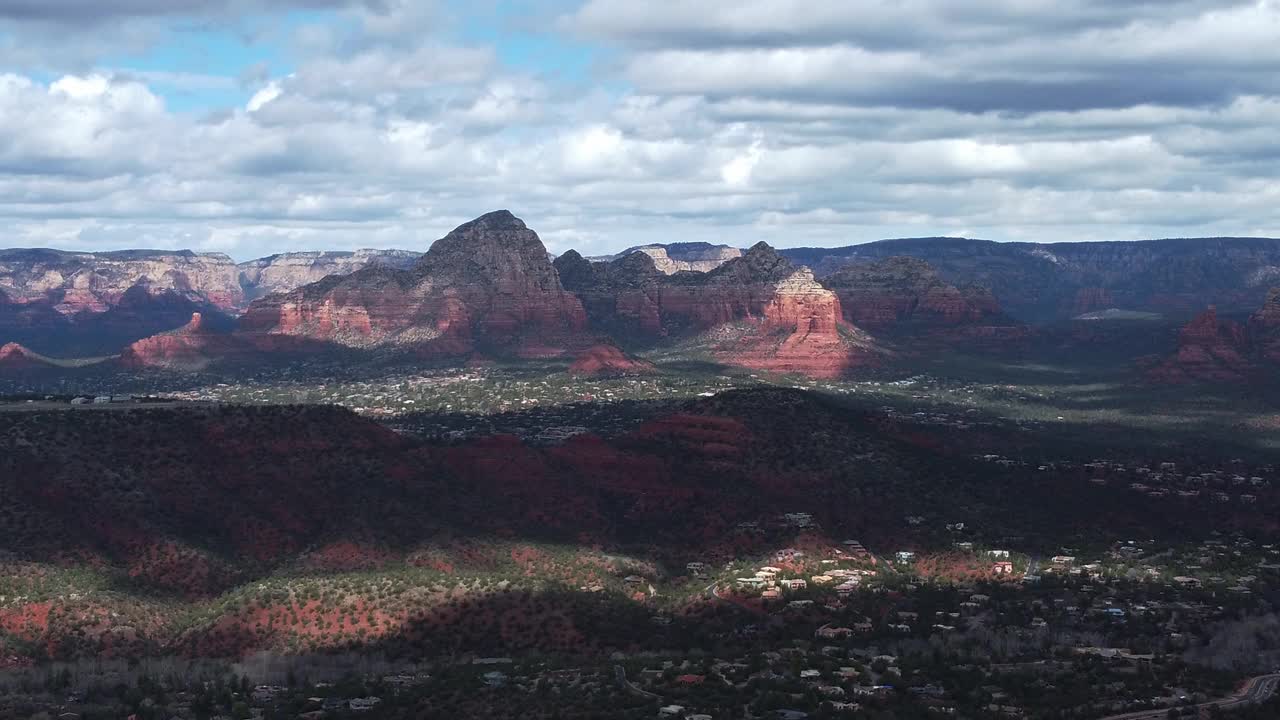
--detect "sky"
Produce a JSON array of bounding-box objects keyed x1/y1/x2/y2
[{"x1": 3, "y1": 1, "x2": 1280, "y2": 260}]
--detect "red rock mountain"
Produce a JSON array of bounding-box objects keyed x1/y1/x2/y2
[
  {"x1": 569, "y1": 344, "x2": 656, "y2": 377},
  {"x1": 119, "y1": 312, "x2": 248, "y2": 371},
  {"x1": 239, "y1": 211, "x2": 588, "y2": 358},
  {"x1": 557, "y1": 242, "x2": 878, "y2": 377},
  {"x1": 0, "y1": 342, "x2": 53, "y2": 371},
  {"x1": 1149, "y1": 307, "x2": 1254, "y2": 383}
]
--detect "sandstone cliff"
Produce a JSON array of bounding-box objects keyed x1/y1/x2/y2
[
  {"x1": 239, "y1": 211, "x2": 588, "y2": 358},
  {"x1": 560, "y1": 242, "x2": 878, "y2": 377},
  {"x1": 783, "y1": 237, "x2": 1280, "y2": 322},
  {"x1": 1148, "y1": 307, "x2": 1254, "y2": 383},
  {"x1": 0, "y1": 248, "x2": 243, "y2": 312},
  {"x1": 237, "y1": 250, "x2": 421, "y2": 303},
  {"x1": 118, "y1": 312, "x2": 248, "y2": 372},
  {"x1": 592, "y1": 242, "x2": 741, "y2": 275}
]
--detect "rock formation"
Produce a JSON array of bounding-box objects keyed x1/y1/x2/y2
[
  {"x1": 593, "y1": 242, "x2": 741, "y2": 275},
  {"x1": 0, "y1": 342, "x2": 53, "y2": 371},
  {"x1": 239, "y1": 211, "x2": 588, "y2": 358},
  {"x1": 823, "y1": 257, "x2": 1005, "y2": 326},
  {"x1": 820, "y1": 257, "x2": 1025, "y2": 347},
  {"x1": 0, "y1": 248, "x2": 243, "y2": 312},
  {"x1": 1249, "y1": 287, "x2": 1280, "y2": 364},
  {"x1": 569, "y1": 344, "x2": 656, "y2": 377},
  {"x1": 554, "y1": 250, "x2": 664, "y2": 339},
  {"x1": 237, "y1": 250, "x2": 421, "y2": 303},
  {"x1": 118, "y1": 312, "x2": 248, "y2": 371},
  {"x1": 782, "y1": 237, "x2": 1280, "y2": 322},
  {"x1": 1148, "y1": 307, "x2": 1254, "y2": 383},
  {"x1": 560, "y1": 241, "x2": 878, "y2": 377}
]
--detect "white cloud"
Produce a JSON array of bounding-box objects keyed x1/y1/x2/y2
[
  {"x1": 246, "y1": 81, "x2": 282, "y2": 112},
  {"x1": 3, "y1": 1, "x2": 1280, "y2": 260}
]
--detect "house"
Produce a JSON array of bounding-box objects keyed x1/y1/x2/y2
[
  {"x1": 896, "y1": 551, "x2": 916, "y2": 562},
  {"x1": 988, "y1": 549, "x2": 1010, "y2": 558},
  {"x1": 483, "y1": 671, "x2": 508, "y2": 687},
  {"x1": 761, "y1": 588, "x2": 782, "y2": 601},
  {"x1": 816, "y1": 624, "x2": 853, "y2": 640},
  {"x1": 349, "y1": 697, "x2": 382, "y2": 712},
  {"x1": 992, "y1": 561, "x2": 1014, "y2": 575},
  {"x1": 659, "y1": 705, "x2": 686, "y2": 717},
  {"x1": 686, "y1": 562, "x2": 709, "y2": 576},
  {"x1": 910, "y1": 684, "x2": 946, "y2": 698},
  {"x1": 780, "y1": 578, "x2": 807, "y2": 591},
  {"x1": 818, "y1": 685, "x2": 846, "y2": 697},
  {"x1": 251, "y1": 686, "x2": 285, "y2": 703},
  {"x1": 737, "y1": 577, "x2": 766, "y2": 588}
]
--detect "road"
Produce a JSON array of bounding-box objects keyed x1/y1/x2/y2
[
  {"x1": 614, "y1": 665, "x2": 660, "y2": 700},
  {"x1": 1096, "y1": 673, "x2": 1280, "y2": 719}
]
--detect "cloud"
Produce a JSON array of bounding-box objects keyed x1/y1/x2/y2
[
  {"x1": 0, "y1": 0, "x2": 368, "y2": 24},
  {"x1": 2, "y1": 1, "x2": 1280, "y2": 260}
]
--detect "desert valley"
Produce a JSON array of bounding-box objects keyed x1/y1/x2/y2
[{"x1": 2, "y1": 212, "x2": 1280, "y2": 719}]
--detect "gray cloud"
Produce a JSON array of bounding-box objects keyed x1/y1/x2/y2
[
  {"x1": 2, "y1": 0, "x2": 1280, "y2": 259},
  {"x1": 0, "y1": 0, "x2": 368, "y2": 24}
]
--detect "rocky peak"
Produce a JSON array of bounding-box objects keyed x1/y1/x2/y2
[
  {"x1": 0, "y1": 341, "x2": 50, "y2": 369},
  {"x1": 1148, "y1": 306, "x2": 1253, "y2": 383},
  {"x1": 703, "y1": 242, "x2": 796, "y2": 284},
  {"x1": 1181, "y1": 306, "x2": 1246, "y2": 347},
  {"x1": 419, "y1": 210, "x2": 562, "y2": 289},
  {"x1": 0, "y1": 341, "x2": 29, "y2": 357},
  {"x1": 178, "y1": 312, "x2": 205, "y2": 334},
  {"x1": 605, "y1": 252, "x2": 662, "y2": 287},
  {"x1": 552, "y1": 250, "x2": 596, "y2": 292}
]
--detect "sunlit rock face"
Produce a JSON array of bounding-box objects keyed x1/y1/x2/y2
[
  {"x1": 119, "y1": 312, "x2": 246, "y2": 371},
  {"x1": 0, "y1": 248, "x2": 244, "y2": 312},
  {"x1": 237, "y1": 250, "x2": 421, "y2": 303},
  {"x1": 0, "y1": 342, "x2": 51, "y2": 371},
  {"x1": 560, "y1": 241, "x2": 880, "y2": 378},
  {"x1": 239, "y1": 211, "x2": 588, "y2": 358},
  {"x1": 569, "y1": 344, "x2": 656, "y2": 377}
]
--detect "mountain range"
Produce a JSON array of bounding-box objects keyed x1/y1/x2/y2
[{"x1": 3, "y1": 211, "x2": 1280, "y2": 381}]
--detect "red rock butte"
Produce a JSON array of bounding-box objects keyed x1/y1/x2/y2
[
  {"x1": 237, "y1": 210, "x2": 587, "y2": 358},
  {"x1": 0, "y1": 342, "x2": 51, "y2": 370},
  {"x1": 569, "y1": 345, "x2": 656, "y2": 377}
]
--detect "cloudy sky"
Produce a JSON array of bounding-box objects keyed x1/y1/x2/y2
[{"x1": 3, "y1": 0, "x2": 1280, "y2": 259}]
